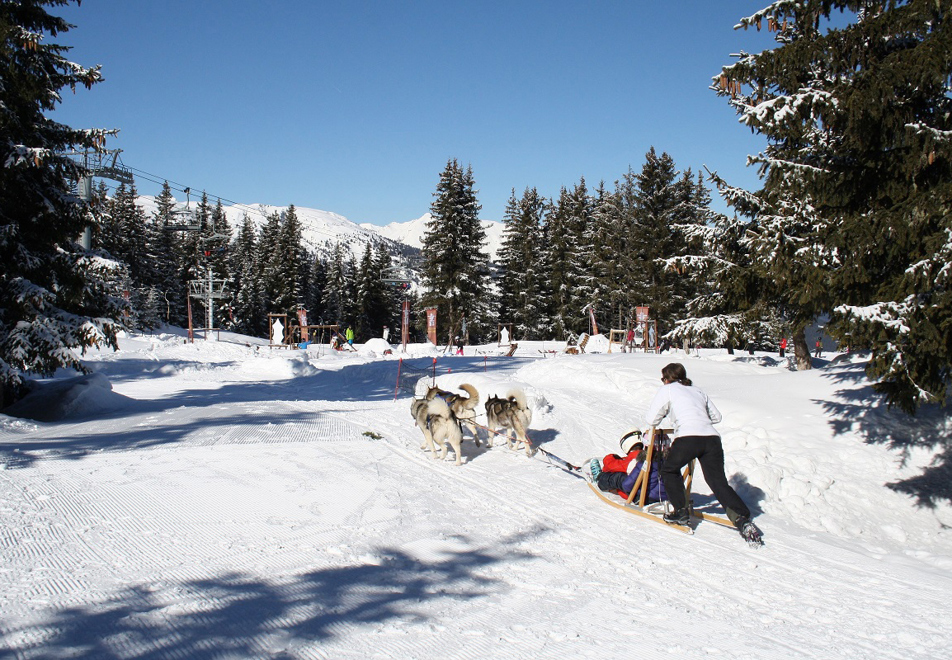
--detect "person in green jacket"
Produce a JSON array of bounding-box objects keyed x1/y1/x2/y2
[{"x1": 345, "y1": 326, "x2": 355, "y2": 346}]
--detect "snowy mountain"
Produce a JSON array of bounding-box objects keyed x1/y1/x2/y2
[
  {"x1": 363, "y1": 212, "x2": 505, "y2": 261},
  {"x1": 135, "y1": 197, "x2": 504, "y2": 263}
]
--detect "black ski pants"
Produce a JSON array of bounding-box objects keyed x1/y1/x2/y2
[
  {"x1": 596, "y1": 470, "x2": 628, "y2": 494},
  {"x1": 660, "y1": 435, "x2": 750, "y2": 519}
]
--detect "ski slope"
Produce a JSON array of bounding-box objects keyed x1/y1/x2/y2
[{"x1": 0, "y1": 329, "x2": 949, "y2": 659}]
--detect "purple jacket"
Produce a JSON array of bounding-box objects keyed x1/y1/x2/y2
[{"x1": 621, "y1": 459, "x2": 667, "y2": 502}]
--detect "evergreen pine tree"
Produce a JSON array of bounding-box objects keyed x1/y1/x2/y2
[
  {"x1": 715, "y1": 1, "x2": 952, "y2": 410},
  {"x1": 0, "y1": 0, "x2": 124, "y2": 401},
  {"x1": 271, "y1": 205, "x2": 304, "y2": 318},
  {"x1": 256, "y1": 209, "x2": 283, "y2": 320},
  {"x1": 147, "y1": 181, "x2": 186, "y2": 326},
  {"x1": 589, "y1": 180, "x2": 629, "y2": 328},
  {"x1": 304, "y1": 253, "x2": 327, "y2": 325},
  {"x1": 499, "y1": 187, "x2": 549, "y2": 339},
  {"x1": 341, "y1": 256, "x2": 359, "y2": 329},
  {"x1": 229, "y1": 214, "x2": 264, "y2": 335},
  {"x1": 497, "y1": 189, "x2": 523, "y2": 331},
  {"x1": 631, "y1": 147, "x2": 682, "y2": 328},
  {"x1": 204, "y1": 199, "x2": 233, "y2": 328},
  {"x1": 420, "y1": 159, "x2": 491, "y2": 343},
  {"x1": 568, "y1": 178, "x2": 597, "y2": 326},
  {"x1": 373, "y1": 245, "x2": 398, "y2": 334},
  {"x1": 355, "y1": 243, "x2": 393, "y2": 341},
  {"x1": 322, "y1": 243, "x2": 347, "y2": 327},
  {"x1": 544, "y1": 188, "x2": 580, "y2": 338}
]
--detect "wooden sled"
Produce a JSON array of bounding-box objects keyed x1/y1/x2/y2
[
  {"x1": 588, "y1": 427, "x2": 735, "y2": 533},
  {"x1": 587, "y1": 482, "x2": 693, "y2": 534}
]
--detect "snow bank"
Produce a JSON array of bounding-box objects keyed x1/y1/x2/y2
[
  {"x1": 358, "y1": 338, "x2": 395, "y2": 356},
  {"x1": 1, "y1": 373, "x2": 132, "y2": 422}
]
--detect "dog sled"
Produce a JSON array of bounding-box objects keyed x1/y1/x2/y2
[{"x1": 587, "y1": 427, "x2": 736, "y2": 535}]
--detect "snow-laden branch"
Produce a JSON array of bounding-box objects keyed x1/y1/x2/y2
[
  {"x1": 835, "y1": 299, "x2": 913, "y2": 335},
  {"x1": 905, "y1": 122, "x2": 952, "y2": 141},
  {"x1": 4, "y1": 145, "x2": 52, "y2": 169}
]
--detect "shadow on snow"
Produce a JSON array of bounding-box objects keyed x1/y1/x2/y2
[
  {"x1": 0, "y1": 357, "x2": 535, "y2": 470},
  {"x1": 815, "y1": 360, "x2": 952, "y2": 509},
  {"x1": 5, "y1": 529, "x2": 545, "y2": 659}
]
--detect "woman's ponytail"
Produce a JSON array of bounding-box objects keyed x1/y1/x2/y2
[{"x1": 661, "y1": 363, "x2": 692, "y2": 386}]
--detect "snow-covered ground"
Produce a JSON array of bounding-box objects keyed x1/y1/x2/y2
[{"x1": 1, "y1": 329, "x2": 950, "y2": 659}]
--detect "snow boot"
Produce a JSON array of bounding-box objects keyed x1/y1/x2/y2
[
  {"x1": 734, "y1": 516, "x2": 764, "y2": 547},
  {"x1": 584, "y1": 458, "x2": 602, "y2": 483},
  {"x1": 663, "y1": 507, "x2": 690, "y2": 525}
]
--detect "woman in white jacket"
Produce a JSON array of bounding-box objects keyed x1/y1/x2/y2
[{"x1": 647, "y1": 363, "x2": 754, "y2": 535}]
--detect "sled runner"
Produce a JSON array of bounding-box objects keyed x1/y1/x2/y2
[{"x1": 587, "y1": 427, "x2": 737, "y2": 535}]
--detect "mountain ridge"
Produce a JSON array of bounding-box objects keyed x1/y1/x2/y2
[{"x1": 134, "y1": 196, "x2": 504, "y2": 263}]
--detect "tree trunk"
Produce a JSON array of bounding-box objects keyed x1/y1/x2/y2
[{"x1": 793, "y1": 326, "x2": 812, "y2": 371}]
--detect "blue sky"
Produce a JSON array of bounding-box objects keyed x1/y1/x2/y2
[{"x1": 55, "y1": 1, "x2": 778, "y2": 225}]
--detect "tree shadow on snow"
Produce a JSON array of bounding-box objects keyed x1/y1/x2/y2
[
  {"x1": 815, "y1": 361, "x2": 952, "y2": 509},
  {"x1": 3, "y1": 529, "x2": 544, "y2": 659},
  {"x1": 0, "y1": 407, "x2": 349, "y2": 470}
]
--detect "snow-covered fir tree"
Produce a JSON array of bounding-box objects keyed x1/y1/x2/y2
[
  {"x1": 341, "y1": 256, "x2": 359, "y2": 329},
  {"x1": 355, "y1": 243, "x2": 392, "y2": 341},
  {"x1": 147, "y1": 182, "x2": 187, "y2": 326},
  {"x1": 373, "y1": 245, "x2": 399, "y2": 335},
  {"x1": 629, "y1": 148, "x2": 684, "y2": 329},
  {"x1": 303, "y1": 254, "x2": 327, "y2": 326},
  {"x1": 321, "y1": 243, "x2": 348, "y2": 327},
  {"x1": 204, "y1": 199, "x2": 233, "y2": 329},
  {"x1": 420, "y1": 159, "x2": 491, "y2": 343},
  {"x1": 714, "y1": 0, "x2": 952, "y2": 411},
  {"x1": 545, "y1": 183, "x2": 592, "y2": 338},
  {"x1": 256, "y1": 209, "x2": 283, "y2": 321},
  {"x1": 229, "y1": 214, "x2": 264, "y2": 335},
  {"x1": 271, "y1": 204, "x2": 305, "y2": 318},
  {"x1": 588, "y1": 180, "x2": 629, "y2": 328},
  {"x1": 498, "y1": 187, "x2": 550, "y2": 339},
  {"x1": 0, "y1": 0, "x2": 125, "y2": 403}
]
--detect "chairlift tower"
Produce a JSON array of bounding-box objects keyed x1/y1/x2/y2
[
  {"x1": 380, "y1": 266, "x2": 413, "y2": 351},
  {"x1": 165, "y1": 198, "x2": 231, "y2": 340},
  {"x1": 188, "y1": 233, "x2": 232, "y2": 338},
  {"x1": 70, "y1": 149, "x2": 135, "y2": 248}
]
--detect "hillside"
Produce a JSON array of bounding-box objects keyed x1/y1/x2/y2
[{"x1": 0, "y1": 331, "x2": 949, "y2": 658}]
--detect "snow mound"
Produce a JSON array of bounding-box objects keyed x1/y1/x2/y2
[
  {"x1": 1, "y1": 373, "x2": 133, "y2": 422},
  {"x1": 359, "y1": 338, "x2": 395, "y2": 356},
  {"x1": 584, "y1": 333, "x2": 610, "y2": 353}
]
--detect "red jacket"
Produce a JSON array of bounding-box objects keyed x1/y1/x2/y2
[
  {"x1": 601, "y1": 452, "x2": 639, "y2": 498},
  {"x1": 602, "y1": 450, "x2": 667, "y2": 502}
]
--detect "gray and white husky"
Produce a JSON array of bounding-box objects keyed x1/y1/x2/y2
[{"x1": 484, "y1": 389, "x2": 534, "y2": 456}]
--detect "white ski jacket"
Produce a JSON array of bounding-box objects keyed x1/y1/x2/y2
[{"x1": 646, "y1": 382, "x2": 721, "y2": 438}]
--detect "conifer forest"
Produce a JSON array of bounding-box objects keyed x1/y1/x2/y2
[{"x1": 1, "y1": 0, "x2": 950, "y2": 415}]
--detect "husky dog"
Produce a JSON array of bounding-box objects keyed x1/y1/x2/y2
[
  {"x1": 410, "y1": 386, "x2": 440, "y2": 451},
  {"x1": 420, "y1": 397, "x2": 466, "y2": 465},
  {"x1": 431, "y1": 383, "x2": 481, "y2": 445},
  {"x1": 485, "y1": 389, "x2": 534, "y2": 456}
]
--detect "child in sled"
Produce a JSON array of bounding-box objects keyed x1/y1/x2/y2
[{"x1": 586, "y1": 429, "x2": 667, "y2": 503}]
